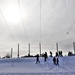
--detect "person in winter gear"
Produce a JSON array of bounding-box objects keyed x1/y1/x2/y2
[
  {"x1": 44, "y1": 52, "x2": 48, "y2": 62},
  {"x1": 36, "y1": 54, "x2": 40, "y2": 64},
  {"x1": 56, "y1": 57, "x2": 59, "y2": 65},
  {"x1": 53, "y1": 57, "x2": 56, "y2": 65}
]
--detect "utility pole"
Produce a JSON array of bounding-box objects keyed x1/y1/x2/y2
[
  {"x1": 56, "y1": 42, "x2": 58, "y2": 53},
  {"x1": 73, "y1": 42, "x2": 75, "y2": 54},
  {"x1": 11, "y1": 48, "x2": 13, "y2": 58},
  {"x1": 28, "y1": 43, "x2": 30, "y2": 56},
  {"x1": 39, "y1": 43, "x2": 41, "y2": 56},
  {"x1": 18, "y1": 43, "x2": 19, "y2": 58}
]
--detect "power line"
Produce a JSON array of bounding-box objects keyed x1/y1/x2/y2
[
  {"x1": 0, "y1": 9, "x2": 17, "y2": 43},
  {"x1": 59, "y1": 33, "x2": 68, "y2": 43},
  {"x1": 68, "y1": 19, "x2": 75, "y2": 33},
  {"x1": 39, "y1": 0, "x2": 42, "y2": 56},
  {"x1": 18, "y1": 0, "x2": 29, "y2": 43},
  {"x1": 59, "y1": 18, "x2": 75, "y2": 44},
  {"x1": 40, "y1": 0, "x2": 42, "y2": 43}
]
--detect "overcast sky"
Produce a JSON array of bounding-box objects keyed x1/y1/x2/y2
[{"x1": 0, "y1": 0, "x2": 75, "y2": 57}]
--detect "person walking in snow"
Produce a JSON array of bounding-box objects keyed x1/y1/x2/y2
[
  {"x1": 53, "y1": 57, "x2": 56, "y2": 65},
  {"x1": 36, "y1": 54, "x2": 40, "y2": 64},
  {"x1": 56, "y1": 57, "x2": 59, "y2": 65},
  {"x1": 44, "y1": 52, "x2": 48, "y2": 62}
]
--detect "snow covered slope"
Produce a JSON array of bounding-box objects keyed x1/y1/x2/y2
[{"x1": 0, "y1": 56, "x2": 75, "y2": 75}]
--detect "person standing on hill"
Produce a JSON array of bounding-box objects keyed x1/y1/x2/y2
[
  {"x1": 44, "y1": 52, "x2": 48, "y2": 62},
  {"x1": 53, "y1": 57, "x2": 56, "y2": 65},
  {"x1": 56, "y1": 57, "x2": 59, "y2": 65},
  {"x1": 36, "y1": 54, "x2": 40, "y2": 64}
]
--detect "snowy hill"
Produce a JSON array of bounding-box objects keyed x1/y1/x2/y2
[{"x1": 0, "y1": 56, "x2": 75, "y2": 75}]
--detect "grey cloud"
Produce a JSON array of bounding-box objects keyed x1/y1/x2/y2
[{"x1": 0, "y1": 0, "x2": 75, "y2": 57}]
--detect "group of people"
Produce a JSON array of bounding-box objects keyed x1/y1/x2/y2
[
  {"x1": 36, "y1": 52, "x2": 48, "y2": 64},
  {"x1": 53, "y1": 56, "x2": 59, "y2": 65},
  {"x1": 36, "y1": 52, "x2": 59, "y2": 65}
]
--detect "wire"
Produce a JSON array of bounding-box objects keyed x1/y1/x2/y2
[
  {"x1": 18, "y1": 0, "x2": 29, "y2": 43},
  {"x1": 0, "y1": 9, "x2": 17, "y2": 43},
  {"x1": 58, "y1": 17, "x2": 75, "y2": 51},
  {"x1": 39, "y1": 0, "x2": 42, "y2": 56},
  {"x1": 59, "y1": 33, "x2": 68, "y2": 43},
  {"x1": 39, "y1": 0, "x2": 42, "y2": 44},
  {"x1": 59, "y1": 18, "x2": 75, "y2": 44},
  {"x1": 68, "y1": 19, "x2": 75, "y2": 33}
]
